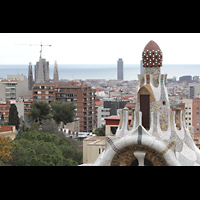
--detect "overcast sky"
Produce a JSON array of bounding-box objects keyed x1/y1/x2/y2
[{"x1": 0, "y1": 33, "x2": 200, "y2": 65}]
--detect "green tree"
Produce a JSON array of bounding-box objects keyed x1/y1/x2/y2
[
  {"x1": 51, "y1": 101, "x2": 76, "y2": 127},
  {"x1": 10, "y1": 131, "x2": 82, "y2": 166},
  {"x1": 29, "y1": 101, "x2": 51, "y2": 123},
  {"x1": 41, "y1": 119, "x2": 59, "y2": 135},
  {"x1": 93, "y1": 125, "x2": 105, "y2": 136},
  {"x1": 8, "y1": 104, "x2": 20, "y2": 130}
]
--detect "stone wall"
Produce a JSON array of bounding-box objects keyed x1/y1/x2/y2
[{"x1": 144, "y1": 66, "x2": 160, "y2": 75}]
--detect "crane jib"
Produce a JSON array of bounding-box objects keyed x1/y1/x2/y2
[{"x1": 16, "y1": 43, "x2": 52, "y2": 58}]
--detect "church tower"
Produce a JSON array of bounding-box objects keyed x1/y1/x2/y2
[{"x1": 35, "y1": 57, "x2": 49, "y2": 83}]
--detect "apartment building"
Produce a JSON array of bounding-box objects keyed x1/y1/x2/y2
[
  {"x1": 24, "y1": 100, "x2": 33, "y2": 114},
  {"x1": 192, "y1": 98, "x2": 200, "y2": 137},
  {"x1": 32, "y1": 82, "x2": 97, "y2": 132},
  {"x1": 0, "y1": 102, "x2": 10, "y2": 122},
  {"x1": 33, "y1": 83, "x2": 58, "y2": 104},
  {"x1": 97, "y1": 105, "x2": 110, "y2": 128},
  {"x1": 0, "y1": 75, "x2": 28, "y2": 102},
  {"x1": 189, "y1": 81, "x2": 200, "y2": 99},
  {"x1": 181, "y1": 98, "x2": 200, "y2": 137},
  {"x1": 55, "y1": 82, "x2": 97, "y2": 132},
  {"x1": 182, "y1": 99, "x2": 193, "y2": 128}
]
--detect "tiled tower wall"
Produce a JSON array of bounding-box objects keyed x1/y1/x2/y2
[{"x1": 136, "y1": 73, "x2": 169, "y2": 131}]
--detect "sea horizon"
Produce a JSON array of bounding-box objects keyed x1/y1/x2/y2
[{"x1": 0, "y1": 64, "x2": 199, "y2": 81}]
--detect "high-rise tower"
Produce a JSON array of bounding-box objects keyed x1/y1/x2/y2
[
  {"x1": 28, "y1": 62, "x2": 33, "y2": 91},
  {"x1": 117, "y1": 58, "x2": 123, "y2": 80},
  {"x1": 35, "y1": 58, "x2": 49, "y2": 83},
  {"x1": 53, "y1": 61, "x2": 59, "y2": 83}
]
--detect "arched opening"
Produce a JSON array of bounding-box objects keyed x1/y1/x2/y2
[
  {"x1": 137, "y1": 85, "x2": 155, "y2": 130},
  {"x1": 140, "y1": 94, "x2": 150, "y2": 130},
  {"x1": 130, "y1": 159, "x2": 153, "y2": 166},
  {"x1": 110, "y1": 145, "x2": 167, "y2": 166},
  {"x1": 130, "y1": 159, "x2": 138, "y2": 166}
]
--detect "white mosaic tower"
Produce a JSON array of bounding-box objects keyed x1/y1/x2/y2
[{"x1": 84, "y1": 40, "x2": 200, "y2": 166}]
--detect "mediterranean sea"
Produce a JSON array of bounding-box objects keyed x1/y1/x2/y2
[{"x1": 0, "y1": 64, "x2": 200, "y2": 81}]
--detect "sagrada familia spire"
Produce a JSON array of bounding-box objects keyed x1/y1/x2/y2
[{"x1": 53, "y1": 61, "x2": 59, "y2": 83}]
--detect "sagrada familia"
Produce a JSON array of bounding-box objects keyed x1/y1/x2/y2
[{"x1": 83, "y1": 40, "x2": 200, "y2": 166}]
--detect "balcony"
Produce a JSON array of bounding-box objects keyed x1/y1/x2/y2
[
  {"x1": 6, "y1": 89, "x2": 16, "y2": 93},
  {"x1": 6, "y1": 94, "x2": 16, "y2": 98}
]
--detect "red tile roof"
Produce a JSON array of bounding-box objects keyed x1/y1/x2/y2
[{"x1": 95, "y1": 101, "x2": 104, "y2": 106}]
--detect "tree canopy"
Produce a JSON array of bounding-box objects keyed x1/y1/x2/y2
[
  {"x1": 50, "y1": 101, "x2": 76, "y2": 126},
  {"x1": 29, "y1": 101, "x2": 52, "y2": 123},
  {"x1": 93, "y1": 125, "x2": 105, "y2": 136},
  {"x1": 0, "y1": 136, "x2": 16, "y2": 166},
  {"x1": 8, "y1": 104, "x2": 20, "y2": 130},
  {"x1": 9, "y1": 131, "x2": 82, "y2": 166}
]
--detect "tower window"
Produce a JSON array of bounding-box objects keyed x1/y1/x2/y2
[{"x1": 163, "y1": 101, "x2": 166, "y2": 105}]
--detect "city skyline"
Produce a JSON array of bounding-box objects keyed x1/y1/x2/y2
[
  {"x1": 0, "y1": 63, "x2": 200, "y2": 81},
  {"x1": 1, "y1": 33, "x2": 200, "y2": 65}
]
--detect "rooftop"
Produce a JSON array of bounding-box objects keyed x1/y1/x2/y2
[
  {"x1": 125, "y1": 102, "x2": 136, "y2": 109},
  {"x1": 57, "y1": 82, "x2": 91, "y2": 89},
  {"x1": 95, "y1": 101, "x2": 104, "y2": 106},
  {"x1": 1, "y1": 80, "x2": 18, "y2": 83},
  {"x1": 0, "y1": 125, "x2": 14, "y2": 133},
  {"x1": 105, "y1": 115, "x2": 132, "y2": 121},
  {"x1": 84, "y1": 136, "x2": 106, "y2": 141}
]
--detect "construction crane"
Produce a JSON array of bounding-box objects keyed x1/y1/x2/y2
[{"x1": 16, "y1": 42, "x2": 52, "y2": 59}]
